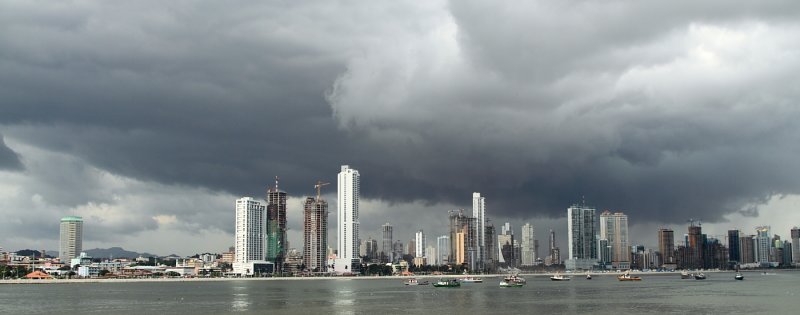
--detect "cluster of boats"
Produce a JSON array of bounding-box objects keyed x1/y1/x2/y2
[
  {"x1": 408, "y1": 270, "x2": 750, "y2": 287},
  {"x1": 681, "y1": 271, "x2": 745, "y2": 281}
]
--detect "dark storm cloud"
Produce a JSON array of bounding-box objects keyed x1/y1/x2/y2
[
  {"x1": 0, "y1": 134, "x2": 23, "y2": 170},
  {"x1": 2, "y1": 0, "x2": 800, "y2": 248}
]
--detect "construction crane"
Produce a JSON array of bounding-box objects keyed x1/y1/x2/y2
[{"x1": 314, "y1": 180, "x2": 330, "y2": 200}]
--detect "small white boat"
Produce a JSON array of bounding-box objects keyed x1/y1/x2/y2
[
  {"x1": 586, "y1": 273, "x2": 592, "y2": 280},
  {"x1": 735, "y1": 273, "x2": 744, "y2": 280},
  {"x1": 550, "y1": 273, "x2": 571, "y2": 281},
  {"x1": 458, "y1": 277, "x2": 484, "y2": 283}
]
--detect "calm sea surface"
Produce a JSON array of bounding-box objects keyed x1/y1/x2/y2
[{"x1": 2, "y1": 272, "x2": 799, "y2": 314}]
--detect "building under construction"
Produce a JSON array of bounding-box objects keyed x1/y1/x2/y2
[{"x1": 304, "y1": 181, "x2": 329, "y2": 273}]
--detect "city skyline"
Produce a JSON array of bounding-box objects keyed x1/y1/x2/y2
[{"x1": 4, "y1": 1, "x2": 800, "y2": 256}]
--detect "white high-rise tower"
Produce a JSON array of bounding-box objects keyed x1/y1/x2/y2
[
  {"x1": 415, "y1": 230, "x2": 426, "y2": 258},
  {"x1": 472, "y1": 192, "x2": 485, "y2": 270},
  {"x1": 521, "y1": 223, "x2": 536, "y2": 266},
  {"x1": 336, "y1": 165, "x2": 361, "y2": 273},
  {"x1": 233, "y1": 197, "x2": 267, "y2": 275}
]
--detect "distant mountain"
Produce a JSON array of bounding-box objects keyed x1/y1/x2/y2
[
  {"x1": 84, "y1": 247, "x2": 157, "y2": 259},
  {"x1": 12, "y1": 249, "x2": 54, "y2": 258}
]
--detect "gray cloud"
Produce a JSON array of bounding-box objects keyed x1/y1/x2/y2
[
  {"x1": 3, "y1": 0, "x2": 800, "y2": 252},
  {"x1": 0, "y1": 134, "x2": 22, "y2": 170}
]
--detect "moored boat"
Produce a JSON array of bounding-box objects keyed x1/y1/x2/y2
[
  {"x1": 458, "y1": 277, "x2": 483, "y2": 283},
  {"x1": 432, "y1": 279, "x2": 460, "y2": 288},
  {"x1": 550, "y1": 273, "x2": 571, "y2": 281},
  {"x1": 618, "y1": 272, "x2": 642, "y2": 281},
  {"x1": 735, "y1": 273, "x2": 744, "y2": 280},
  {"x1": 681, "y1": 271, "x2": 693, "y2": 279},
  {"x1": 404, "y1": 278, "x2": 419, "y2": 285},
  {"x1": 504, "y1": 274, "x2": 526, "y2": 284},
  {"x1": 586, "y1": 273, "x2": 592, "y2": 280},
  {"x1": 499, "y1": 280, "x2": 524, "y2": 287},
  {"x1": 694, "y1": 273, "x2": 707, "y2": 280}
]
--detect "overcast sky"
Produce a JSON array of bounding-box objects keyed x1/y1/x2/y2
[{"x1": 2, "y1": 0, "x2": 800, "y2": 256}]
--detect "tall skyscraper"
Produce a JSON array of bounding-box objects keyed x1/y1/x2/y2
[
  {"x1": 266, "y1": 177, "x2": 287, "y2": 271},
  {"x1": 336, "y1": 165, "x2": 360, "y2": 273},
  {"x1": 739, "y1": 234, "x2": 755, "y2": 263},
  {"x1": 791, "y1": 227, "x2": 800, "y2": 264},
  {"x1": 415, "y1": 230, "x2": 426, "y2": 258},
  {"x1": 303, "y1": 188, "x2": 328, "y2": 272},
  {"x1": 472, "y1": 193, "x2": 486, "y2": 271},
  {"x1": 382, "y1": 223, "x2": 393, "y2": 263},
  {"x1": 658, "y1": 228, "x2": 675, "y2": 267},
  {"x1": 521, "y1": 223, "x2": 536, "y2": 266},
  {"x1": 600, "y1": 211, "x2": 629, "y2": 269},
  {"x1": 727, "y1": 230, "x2": 741, "y2": 264},
  {"x1": 755, "y1": 226, "x2": 771, "y2": 264},
  {"x1": 449, "y1": 209, "x2": 475, "y2": 267},
  {"x1": 687, "y1": 222, "x2": 704, "y2": 269},
  {"x1": 234, "y1": 197, "x2": 266, "y2": 274},
  {"x1": 548, "y1": 229, "x2": 560, "y2": 265},
  {"x1": 567, "y1": 202, "x2": 597, "y2": 270},
  {"x1": 437, "y1": 235, "x2": 450, "y2": 265},
  {"x1": 59, "y1": 216, "x2": 83, "y2": 263}
]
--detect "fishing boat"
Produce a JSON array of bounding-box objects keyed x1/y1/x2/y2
[
  {"x1": 681, "y1": 271, "x2": 693, "y2": 279},
  {"x1": 504, "y1": 274, "x2": 526, "y2": 284},
  {"x1": 735, "y1": 273, "x2": 744, "y2": 280},
  {"x1": 458, "y1": 277, "x2": 484, "y2": 283},
  {"x1": 432, "y1": 279, "x2": 460, "y2": 288},
  {"x1": 618, "y1": 272, "x2": 642, "y2": 281},
  {"x1": 550, "y1": 273, "x2": 571, "y2": 281},
  {"x1": 694, "y1": 273, "x2": 707, "y2": 280},
  {"x1": 499, "y1": 279, "x2": 524, "y2": 287}
]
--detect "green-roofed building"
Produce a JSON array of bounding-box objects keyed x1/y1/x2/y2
[{"x1": 60, "y1": 216, "x2": 83, "y2": 263}]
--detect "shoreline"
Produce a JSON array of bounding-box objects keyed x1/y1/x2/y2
[{"x1": 1, "y1": 269, "x2": 776, "y2": 285}]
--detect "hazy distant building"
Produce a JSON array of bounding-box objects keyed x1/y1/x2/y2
[
  {"x1": 792, "y1": 227, "x2": 800, "y2": 264},
  {"x1": 472, "y1": 193, "x2": 486, "y2": 271},
  {"x1": 415, "y1": 230, "x2": 426, "y2": 259},
  {"x1": 393, "y1": 240, "x2": 404, "y2": 263},
  {"x1": 382, "y1": 223, "x2": 393, "y2": 263},
  {"x1": 426, "y1": 245, "x2": 437, "y2": 265},
  {"x1": 498, "y1": 223, "x2": 515, "y2": 267},
  {"x1": 567, "y1": 203, "x2": 597, "y2": 270},
  {"x1": 234, "y1": 197, "x2": 269, "y2": 275},
  {"x1": 600, "y1": 211, "x2": 629, "y2": 269},
  {"x1": 59, "y1": 216, "x2": 83, "y2": 263},
  {"x1": 437, "y1": 235, "x2": 450, "y2": 265},
  {"x1": 407, "y1": 239, "x2": 416, "y2": 257},
  {"x1": 521, "y1": 223, "x2": 536, "y2": 266},
  {"x1": 266, "y1": 178, "x2": 288, "y2": 272},
  {"x1": 335, "y1": 165, "x2": 361, "y2": 273},
  {"x1": 303, "y1": 194, "x2": 328, "y2": 273},
  {"x1": 658, "y1": 228, "x2": 675, "y2": 268}
]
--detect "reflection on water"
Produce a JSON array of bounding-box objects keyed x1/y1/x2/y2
[{"x1": 231, "y1": 293, "x2": 249, "y2": 312}]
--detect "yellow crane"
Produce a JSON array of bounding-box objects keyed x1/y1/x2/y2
[{"x1": 314, "y1": 180, "x2": 330, "y2": 200}]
